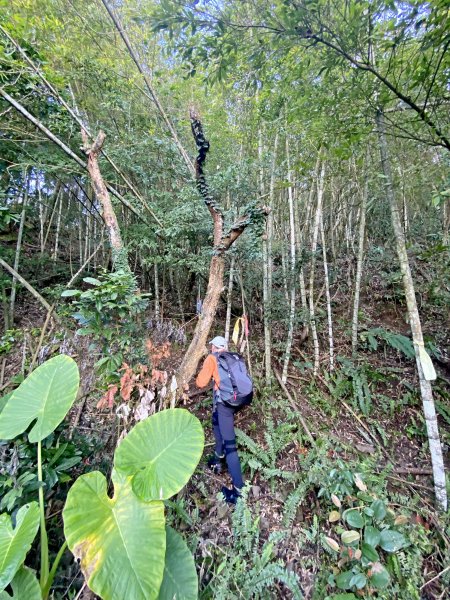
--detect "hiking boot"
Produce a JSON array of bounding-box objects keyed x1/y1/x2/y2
[
  {"x1": 221, "y1": 486, "x2": 242, "y2": 505},
  {"x1": 207, "y1": 454, "x2": 226, "y2": 475}
]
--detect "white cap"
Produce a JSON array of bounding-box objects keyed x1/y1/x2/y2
[{"x1": 209, "y1": 336, "x2": 227, "y2": 349}]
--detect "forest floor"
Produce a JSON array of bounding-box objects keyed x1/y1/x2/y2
[{"x1": 1, "y1": 283, "x2": 450, "y2": 600}]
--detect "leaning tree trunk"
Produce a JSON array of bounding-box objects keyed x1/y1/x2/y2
[
  {"x1": 376, "y1": 108, "x2": 447, "y2": 512},
  {"x1": 176, "y1": 111, "x2": 268, "y2": 392},
  {"x1": 81, "y1": 130, "x2": 129, "y2": 273}
]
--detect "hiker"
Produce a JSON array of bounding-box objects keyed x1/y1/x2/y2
[{"x1": 196, "y1": 335, "x2": 252, "y2": 504}]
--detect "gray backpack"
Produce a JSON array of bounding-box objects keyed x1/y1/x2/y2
[{"x1": 214, "y1": 352, "x2": 253, "y2": 408}]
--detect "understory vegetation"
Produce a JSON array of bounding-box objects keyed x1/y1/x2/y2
[{"x1": 1, "y1": 1, "x2": 449, "y2": 599}]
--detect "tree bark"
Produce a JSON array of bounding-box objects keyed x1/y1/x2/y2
[
  {"x1": 10, "y1": 172, "x2": 29, "y2": 324},
  {"x1": 309, "y1": 158, "x2": 326, "y2": 376},
  {"x1": 376, "y1": 108, "x2": 447, "y2": 512},
  {"x1": 320, "y1": 211, "x2": 334, "y2": 371},
  {"x1": 176, "y1": 111, "x2": 268, "y2": 391},
  {"x1": 82, "y1": 130, "x2": 128, "y2": 270},
  {"x1": 281, "y1": 136, "x2": 297, "y2": 383},
  {"x1": 351, "y1": 161, "x2": 368, "y2": 355},
  {"x1": 224, "y1": 256, "x2": 235, "y2": 343}
]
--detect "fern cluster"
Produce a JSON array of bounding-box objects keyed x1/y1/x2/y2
[
  {"x1": 202, "y1": 491, "x2": 302, "y2": 599},
  {"x1": 236, "y1": 420, "x2": 300, "y2": 491}
]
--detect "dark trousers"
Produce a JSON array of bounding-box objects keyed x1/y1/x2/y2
[{"x1": 212, "y1": 402, "x2": 244, "y2": 489}]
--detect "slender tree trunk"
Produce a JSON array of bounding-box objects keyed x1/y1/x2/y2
[
  {"x1": 224, "y1": 256, "x2": 235, "y2": 343},
  {"x1": 43, "y1": 186, "x2": 61, "y2": 253},
  {"x1": 281, "y1": 240, "x2": 290, "y2": 304},
  {"x1": 10, "y1": 172, "x2": 29, "y2": 324},
  {"x1": 238, "y1": 267, "x2": 252, "y2": 376},
  {"x1": 262, "y1": 133, "x2": 278, "y2": 385},
  {"x1": 351, "y1": 163, "x2": 368, "y2": 355},
  {"x1": 281, "y1": 136, "x2": 297, "y2": 383},
  {"x1": 376, "y1": 108, "x2": 447, "y2": 511},
  {"x1": 53, "y1": 190, "x2": 63, "y2": 262},
  {"x1": 38, "y1": 185, "x2": 46, "y2": 256},
  {"x1": 298, "y1": 181, "x2": 315, "y2": 336},
  {"x1": 320, "y1": 211, "x2": 334, "y2": 371},
  {"x1": 309, "y1": 159, "x2": 326, "y2": 376},
  {"x1": 154, "y1": 262, "x2": 160, "y2": 321}
]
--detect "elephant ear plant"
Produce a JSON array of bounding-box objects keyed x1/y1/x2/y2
[
  {"x1": 0, "y1": 355, "x2": 79, "y2": 599},
  {"x1": 0, "y1": 356, "x2": 205, "y2": 600},
  {"x1": 63, "y1": 408, "x2": 204, "y2": 600}
]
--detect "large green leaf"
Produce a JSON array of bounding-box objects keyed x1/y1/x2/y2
[
  {"x1": 63, "y1": 470, "x2": 166, "y2": 600},
  {"x1": 158, "y1": 527, "x2": 198, "y2": 600},
  {"x1": 379, "y1": 530, "x2": 406, "y2": 552},
  {"x1": 114, "y1": 409, "x2": 204, "y2": 501},
  {"x1": 344, "y1": 509, "x2": 364, "y2": 529},
  {"x1": 0, "y1": 356, "x2": 79, "y2": 442},
  {"x1": 364, "y1": 525, "x2": 381, "y2": 548},
  {"x1": 368, "y1": 562, "x2": 390, "y2": 589},
  {"x1": 0, "y1": 567, "x2": 41, "y2": 599},
  {"x1": 0, "y1": 502, "x2": 40, "y2": 591}
]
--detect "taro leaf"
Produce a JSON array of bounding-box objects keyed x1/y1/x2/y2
[
  {"x1": 364, "y1": 525, "x2": 381, "y2": 547},
  {"x1": 0, "y1": 567, "x2": 41, "y2": 599},
  {"x1": 0, "y1": 503, "x2": 40, "y2": 591},
  {"x1": 344, "y1": 509, "x2": 364, "y2": 529},
  {"x1": 349, "y1": 573, "x2": 367, "y2": 590},
  {"x1": 341, "y1": 530, "x2": 360, "y2": 545},
  {"x1": 0, "y1": 393, "x2": 11, "y2": 415},
  {"x1": 158, "y1": 527, "x2": 198, "y2": 600},
  {"x1": 114, "y1": 409, "x2": 204, "y2": 501},
  {"x1": 0, "y1": 356, "x2": 79, "y2": 442},
  {"x1": 63, "y1": 470, "x2": 166, "y2": 600},
  {"x1": 368, "y1": 562, "x2": 390, "y2": 589},
  {"x1": 336, "y1": 570, "x2": 354, "y2": 590},
  {"x1": 361, "y1": 542, "x2": 379, "y2": 562},
  {"x1": 379, "y1": 529, "x2": 406, "y2": 552},
  {"x1": 370, "y1": 499, "x2": 386, "y2": 521}
]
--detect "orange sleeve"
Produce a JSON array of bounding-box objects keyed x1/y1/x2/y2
[{"x1": 196, "y1": 355, "x2": 220, "y2": 389}]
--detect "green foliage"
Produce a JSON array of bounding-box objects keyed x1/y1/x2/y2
[
  {"x1": 0, "y1": 430, "x2": 83, "y2": 513},
  {"x1": 236, "y1": 418, "x2": 299, "y2": 489},
  {"x1": 359, "y1": 328, "x2": 415, "y2": 359},
  {"x1": 114, "y1": 408, "x2": 204, "y2": 501},
  {"x1": 0, "y1": 566, "x2": 41, "y2": 600},
  {"x1": 62, "y1": 270, "x2": 148, "y2": 342},
  {"x1": 322, "y1": 492, "x2": 415, "y2": 597},
  {"x1": 159, "y1": 526, "x2": 198, "y2": 600},
  {"x1": 0, "y1": 355, "x2": 202, "y2": 600},
  {"x1": 63, "y1": 470, "x2": 167, "y2": 600},
  {"x1": 64, "y1": 409, "x2": 203, "y2": 600},
  {"x1": 324, "y1": 359, "x2": 374, "y2": 416},
  {"x1": 0, "y1": 206, "x2": 20, "y2": 230},
  {"x1": 0, "y1": 330, "x2": 20, "y2": 356},
  {"x1": 201, "y1": 489, "x2": 302, "y2": 599},
  {"x1": 0, "y1": 355, "x2": 79, "y2": 443},
  {"x1": 0, "y1": 502, "x2": 40, "y2": 592}
]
